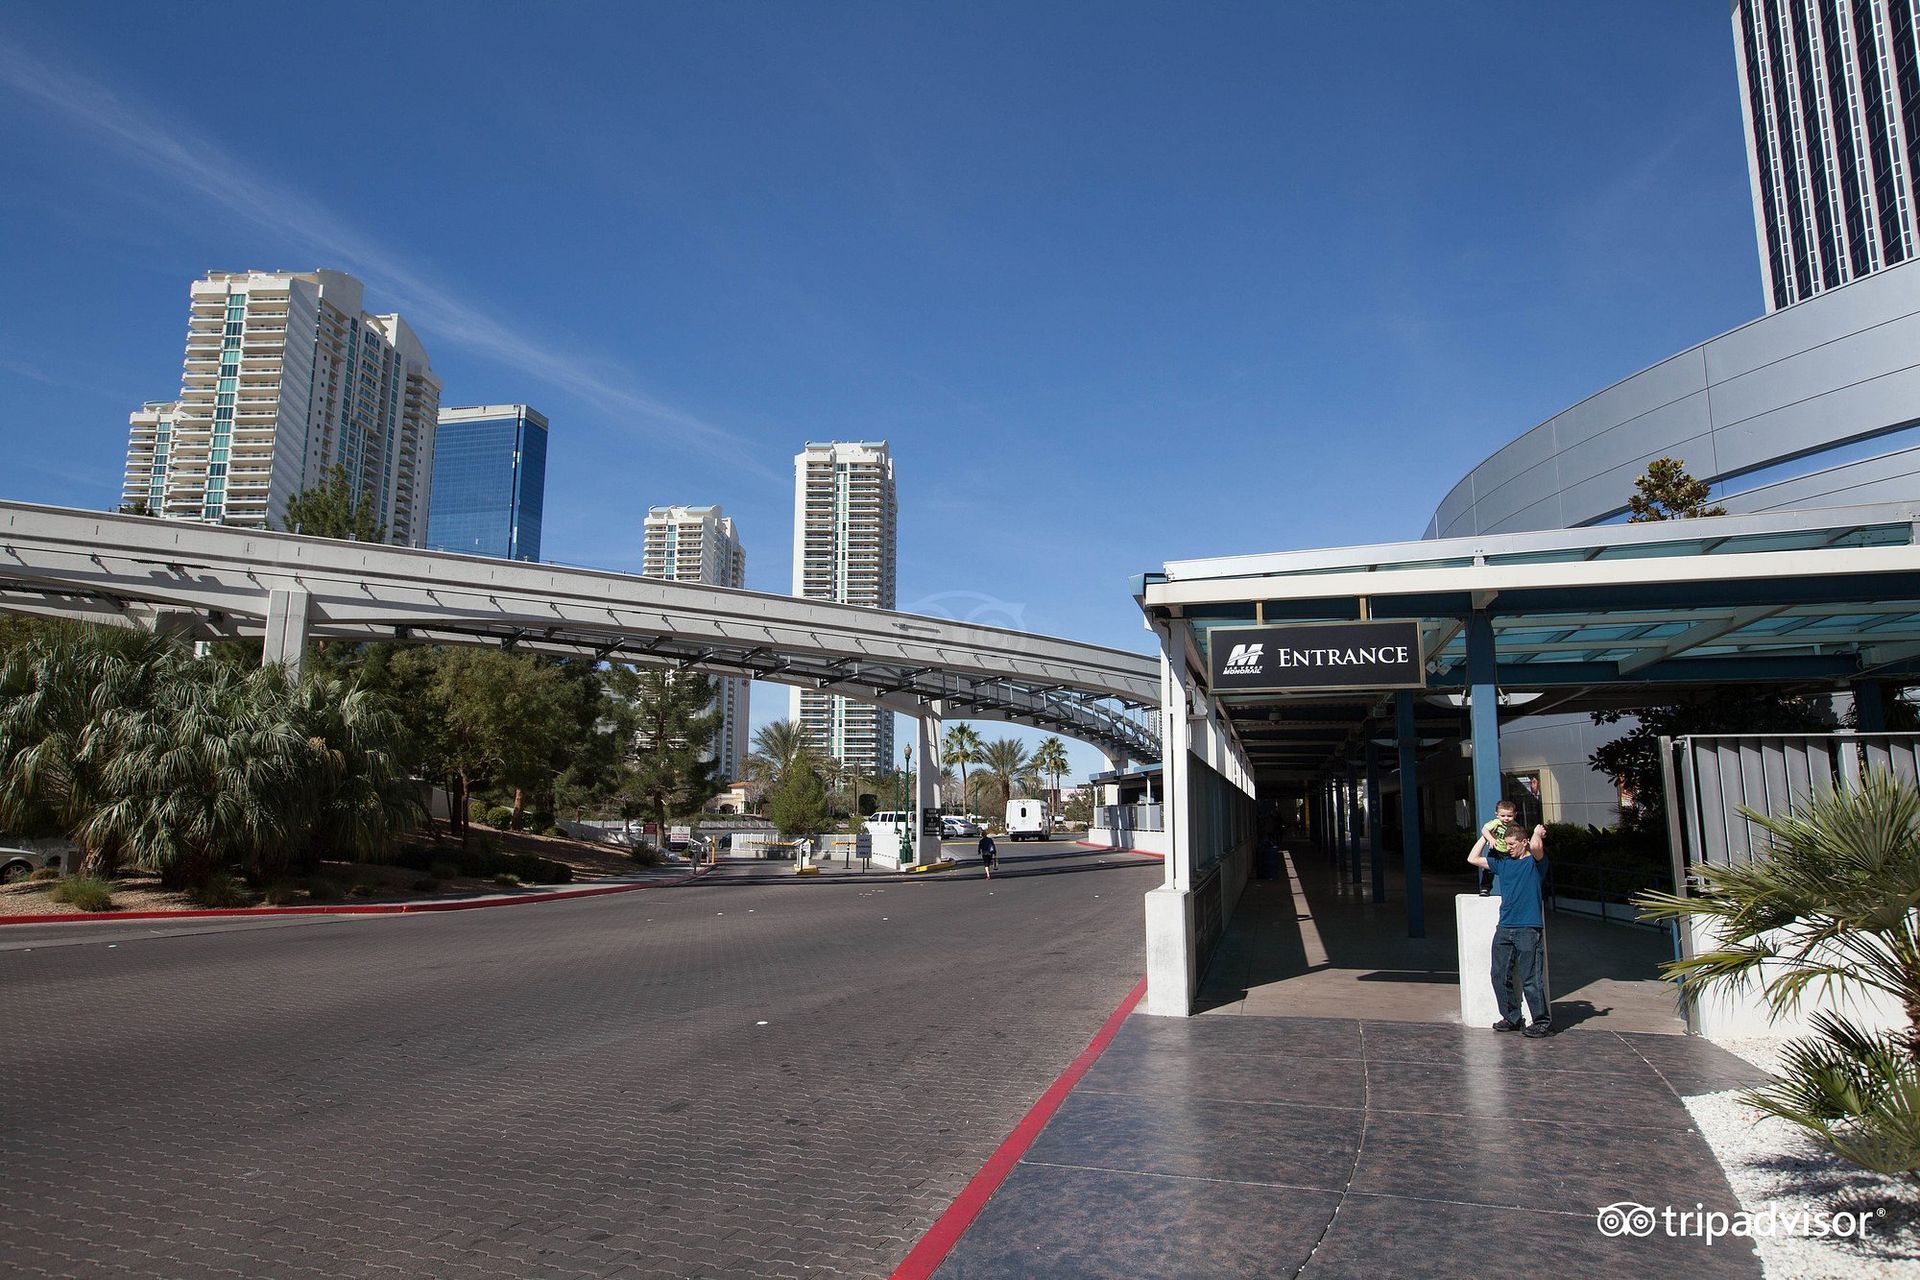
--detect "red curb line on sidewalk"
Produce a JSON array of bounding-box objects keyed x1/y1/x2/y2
[
  {"x1": 1074, "y1": 838, "x2": 1165, "y2": 862},
  {"x1": 0, "y1": 867, "x2": 710, "y2": 928},
  {"x1": 890, "y1": 974, "x2": 1149, "y2": 1280}
]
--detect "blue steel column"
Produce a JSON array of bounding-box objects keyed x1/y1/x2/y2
[
  {"x1": 1365, "y1": 738, "x2": 1385, "y2": 903},
  {"x1": 1344, "y1": 762, "x2": 1362, "y2": 885},
  {"x1": 1396, "y1": 690, "x2": 1425, "y2": 938},
  {"x1": 1854, "y1": 679, "x2": 1889, "y2": 733},
  {"x1": 1466, "y1": 610, "x2": 1503, "y2": 834}
]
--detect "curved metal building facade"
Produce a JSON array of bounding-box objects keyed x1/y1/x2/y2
[{"x1": 1428, "y1": 257, "x2": 1920, "y2": 541}]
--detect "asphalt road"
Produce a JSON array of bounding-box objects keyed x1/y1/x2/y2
[{"x1": 0, "y1": 843, "x2": 1157, "y2": 1279}]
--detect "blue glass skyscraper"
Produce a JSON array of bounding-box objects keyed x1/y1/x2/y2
[{"x1": 427, "y1": 404, "x2": 548, "y2": 561}]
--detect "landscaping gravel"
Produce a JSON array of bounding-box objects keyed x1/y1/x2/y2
[{"x1": 1684, "y1": 1036, "x2": 1919, "y2": 1278}]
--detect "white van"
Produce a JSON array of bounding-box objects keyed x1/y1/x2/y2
[
  {"x1": 864, "y1": 811, "x2": 911, "y2": 846},
  {"x1": 1004, "y1": 799, "x2": 1052, "y2": 841}
]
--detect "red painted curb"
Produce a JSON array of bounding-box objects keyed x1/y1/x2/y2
[
  {"x1": 890, "y1": 974, "x2": 1148, "y2": 1280},
  {"x1": 0, "y1": 867, "x2": 708, "y2": 928},
  {"x1": 1074, "y1": 838, "x2": 1165, "y2": 862}
]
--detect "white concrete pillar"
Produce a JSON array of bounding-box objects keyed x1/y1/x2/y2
[
  {"x1": 1145, "y1": 618, "x2": 1197, "y2": 1016},
  {"x1": 263, "y1": 587, "x2": 311, "y2": 680},
  {"x1": 913, "y1": 706, "x2": 942, "y2": 865}
]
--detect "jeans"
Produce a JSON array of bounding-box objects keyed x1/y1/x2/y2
[{"x1": 1491, "y1": 925, "x2": 1549, "y2": 1025}]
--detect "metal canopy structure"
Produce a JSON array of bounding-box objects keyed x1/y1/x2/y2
[
  {"x1": 1139, "y1": 501, "x2": 1920, "y2": 782},
  {"x1": 0, "y1": 500, "x2": 1159, "y2": 762}
]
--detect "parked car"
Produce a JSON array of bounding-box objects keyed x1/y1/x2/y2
[
  {"x1": 0, "y1": 847, "x2": 62, "y2": 884},
  {"x1": 941, "y1": 815, "x2": 982, "y2": 839}
]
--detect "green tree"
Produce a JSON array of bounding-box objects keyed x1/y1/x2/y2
[
  {"x1": 768, "y1": 761, "x2": 831, "y2": 839},
  {"x1": 1591, "y1": 690, "x2": 1833, "y2": 830},
  {"x1": 1636, "y1": 773, "x2": 1920, "y2": 1179},
  {"x1": 279, "y1": 463, "x2": 386, "y2": 542},
  {"x1": 1031, "y1": 736, "x2": 1070, "y2": 812},
  {"x1": 609, "y1": 666, "x2": 724, "y2": 840},
  {"x1": 980, "y1": 737, "x2": 1031, "y2": 814},
  {"x1": 398, "y1": 648, "x2": 581, "y2": 835},
  {"x1": 942, "y1": 724, "x2": 983, "y2": 815},
  {"x1": 1626, "y1": 456, "x2": 1726, "y2": 522}
]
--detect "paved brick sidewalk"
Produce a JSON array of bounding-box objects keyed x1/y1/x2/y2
[
  {"x1": 932, "y1": 1013, "x2": 1774, "y2": 1279},
  {"x1": 0, "y1": 864, "x2": 1156, "y2": 1278}
]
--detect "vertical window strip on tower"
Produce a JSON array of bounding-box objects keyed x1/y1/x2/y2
[{"x1": 1764, "y1": 0, "x2": 1821, "y2": 296}]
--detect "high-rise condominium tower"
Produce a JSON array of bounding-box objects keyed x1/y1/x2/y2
[
  {"x1": 427, "y1": 405, "x2": 549, "y2": 561},
  {"x1": 789, "y1": 442, "x2": 897, "y2": 772},
  {"x1": 642, "y1": 505, "x2": 750, "y2": 781},
  {"x1": 1733, "y1": 0, "x2": 1920, "y2": 310},
  {"x1": 121, "y1": 270, "x2": 441, "y2": 543}
]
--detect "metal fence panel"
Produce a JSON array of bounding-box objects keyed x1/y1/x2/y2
[{"x1": 1669, "y1": 733, "x2": 1920, "y2": 888}]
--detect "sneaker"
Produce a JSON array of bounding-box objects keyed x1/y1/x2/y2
[
  {"x1": 1522, "y1": 1021, "x2": 1554, "y2": 1039},
  {"x1": 1477, "y1": 885, "x2": 1492, "y2": 897},
  {"x1": 1492, "y1": 1019, "x2": 1520, "y2": 1032}
]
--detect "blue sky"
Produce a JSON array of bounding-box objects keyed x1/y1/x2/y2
[{"x1": 0, "y1": 3, "x2": 1762, "y2": 782}]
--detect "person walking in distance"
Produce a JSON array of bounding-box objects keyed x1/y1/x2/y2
[
  {"x1": 1467, "y1": 800, "x2": 1552, "y2": 1037},
  {"x1": 977, "y1": 832, "x2": 997, "y2": 879}
]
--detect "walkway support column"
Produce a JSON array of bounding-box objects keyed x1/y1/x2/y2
[
  {"x1": 1466, "y1": 610, "x2": 1502, "y2": 829},
  {"x1": 1351, "y1": 767, "x2": 1367, "y2": 886},
  {"x1": 1396, "y1": 690, "x2": 1425, "y2": 938},
  {"x1": 263, "y1": 587, "x2": 311, "y2": 680},
  {"x1": 1366, "y1": 737, "x2": 1385, "y2": 904},
  {"x1": 913, "y1": 703, "x2": 943, "y2": 866},
  {"x1": 1854, "y1": 679, "x2": 1889, "y2": 733},
  {"x1": 1144, "y1": 620, "x2": 1197, "y2": 1016}
]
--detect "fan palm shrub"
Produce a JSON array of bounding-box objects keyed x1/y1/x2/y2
[
  {"x1": 1636, "y1": 770, "x2": 1920, "y2": 1179},
  {"x1": 85, "y1": 661, "x2": 310, "y2": 888},
  {"x1": 283, "y1": 674, "x2": 423, "y2": 876},
  {"x1": 0, "y1": 623, "x2": 181, "y2": 875}
]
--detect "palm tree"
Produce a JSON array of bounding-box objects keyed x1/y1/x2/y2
[
  {"x1": 1032, "y1": 736, "x2": 1070, "y2": 813},
  {"x1": 748, "y1": 719, "x2": 819, "y2": 792},
  {"x1": 943, "y1": 724, "x2": 983, "y2": 815},
  {"x1": 1636, "y1": 771, "x2": 1920, "y2": 1178},
  {"x1": 980, "y1": 737, "x2": 1030, "y2": 814}
]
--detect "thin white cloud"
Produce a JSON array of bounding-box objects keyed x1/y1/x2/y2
[{"x1": 0, "y1": 38, "x2": 771, "y2": 476}]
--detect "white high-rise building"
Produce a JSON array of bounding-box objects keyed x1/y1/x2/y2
[
  {"x1": 643, "y1": 504, "x2": 749, "y2": 781},
  {"x1": 1733, "y1": 0, "x2": 1920, "y2": 311},
  {"x1": 789, "y1": 441, "x2": 898, "y2": 772},
  {"x1": 121, "y1": 269, "x2": 441, "y2": 544}
]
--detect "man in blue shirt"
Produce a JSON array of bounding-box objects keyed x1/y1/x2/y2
[{"x1": 1468, "y1": 800, "x2": 1552, "y2": 1037}]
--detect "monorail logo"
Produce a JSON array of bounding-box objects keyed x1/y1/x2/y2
[
  {"x1": 1208, "y1": 621, "x2": 1426, "y2": 693},
  {"x1": 1222, "y1": 643, "x2": 1265, "y2": 675}
]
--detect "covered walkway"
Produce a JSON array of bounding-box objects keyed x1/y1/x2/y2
[
  {"x1": 1195, "y1": 849, "x2": 1683, "y2": 1033},
  {"x1": 1133, "y1": 500, "x2": 1920, "y2": 1017}
]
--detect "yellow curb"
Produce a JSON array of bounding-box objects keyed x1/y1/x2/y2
[
  {"x1": 907, "y1": 859, "x2": 957, "y2": 874},
  {"x1": 794, "y1": 865, "x2": 822, "y2": 876}
]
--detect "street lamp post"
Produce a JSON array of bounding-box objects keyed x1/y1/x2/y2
[{"x1": 900, "y1": 743, "x2": 914, "y2": 868}]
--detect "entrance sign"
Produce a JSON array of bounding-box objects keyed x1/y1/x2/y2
[{"x1": 1207, "y1": 620, "x2": 1426, "y2": 693}]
